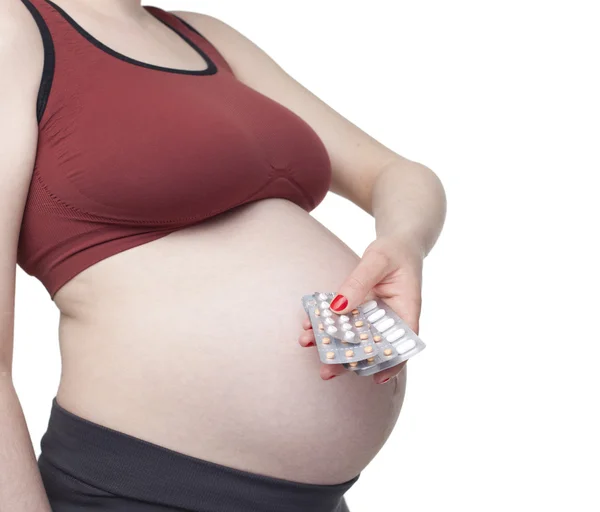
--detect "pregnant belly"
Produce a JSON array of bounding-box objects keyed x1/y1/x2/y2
[{"x1": 55, "y1": 198, "x2": 407, "y2": 485}]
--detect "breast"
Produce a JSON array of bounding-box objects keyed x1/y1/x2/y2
[
  {"x1": 19, "y1": 68, "x2": 332, "y2": 298},
  {"x1": 55, "y1": 198, "x2": 406, "y2": 485},
  {"x1": 36, "y1": 71, "x2": 331, "y2": 222}
]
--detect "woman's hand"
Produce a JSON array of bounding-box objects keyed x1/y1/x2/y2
[{"x1": 298, "y1": 235, "x2": 423, "y2": 384}]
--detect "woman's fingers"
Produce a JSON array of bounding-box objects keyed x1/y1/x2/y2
[
  {"x1": 299, "y1": 313, "x2": 315, "y2": 346},
  {"x1": 329, "y1": 246, "x2": 393, "y2": 315},
  {"x1": 302, "y1": 313, "x2": 312, "y2": 331},
  {"x1": 320, "y1": 362, "x2": 347, "y2": 380},
  {"x1": 298, "y1": 330, "x2": 316, "y2": 347},
  {"x1": 372, "y1": 360, "x2": 407, "y2": 384}
]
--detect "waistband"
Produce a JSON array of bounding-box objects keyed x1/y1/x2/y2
[{"x1": 39, "y1": 398, "x2": 359, "y2": 512}]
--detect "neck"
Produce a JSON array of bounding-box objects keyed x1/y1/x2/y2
[{"x1": 64, "y1": 0, "x2": 145, "y2": 18}]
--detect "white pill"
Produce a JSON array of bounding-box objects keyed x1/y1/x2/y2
[
  {"x1": 339, "y1": 315, "x2": 350, "y2": 323},
  {"x1": 322, "y1": 309, "x2": 333, "y2": 317},
  {"x1": 325, "y1": 317, "x2": 335, "y2": 325},
  {"x1": 344, "y1": 331, "x2": 355, "y2": 341},
  {"x1": 319, "y1": 301, "x2": 330, "y2": 310},
  {"x1": 374, "y1": 317, "x2": 395, "y2": 332},
  {"x1": 326, "y1": 325, "x2": 338, "y2": 335},
  {"x1": 367, "y1": 309, "x2": 385, "y2": 322},
  {"x1": 360, "y1": 300, "x2": 378, "y2": 313},
  {"x1": 386, "y1": 329, "x2": 406, "y2": 342},
  {"x1": 318, "y1": 293, "x2": 329, "y2": 300},
  {"x1": 341, "y1": 323, "x2": 353, "y2": 331},
  {"x1": 395, "y1": 338, "x2": 416, "y2": 354}
]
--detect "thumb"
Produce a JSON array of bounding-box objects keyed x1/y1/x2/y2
[{"x1": 330, "y1": 247, "x2": 392, "y2": 314}]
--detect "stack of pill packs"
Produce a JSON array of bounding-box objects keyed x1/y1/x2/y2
[{"x1": 301, "y1": 292, "x2": 426, "y2": 377}]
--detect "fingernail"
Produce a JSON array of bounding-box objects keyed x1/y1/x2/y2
[
  {"x1": 330, "y1": 294, "x2": 348, "y2": 312},
  {"x1": 378, "y1": 378, "x2": 390, "y2": 384},
  {"x1": 325, "y1": 375, "x2": 337, "y2": 380}
]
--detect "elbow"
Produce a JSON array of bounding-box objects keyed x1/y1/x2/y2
[{"x1": 392, "y1": 158, "x2": 447, "y2": 214}]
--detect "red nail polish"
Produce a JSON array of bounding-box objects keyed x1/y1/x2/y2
[
  {"x1": 378, "y1": 378, "x2": 390, "y2": 384},
  {"x1": 307, "y1": 341, "x2": 315, "y2": 347},
  {"x1": 330, "y1": 294, "x2": 348, "y2": 312},
  {"x1": 326, "y1": 375, "x2": 337, "y2": 380}
]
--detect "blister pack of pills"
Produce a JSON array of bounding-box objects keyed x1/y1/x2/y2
[{"x1": 301, "y1": 292, "x2": 426, "y2": 377}]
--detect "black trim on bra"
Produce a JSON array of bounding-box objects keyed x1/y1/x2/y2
[
  {"x1": 21, "y1": 0, "x2": 56, "y2": 124},
  {"x1": 41, "y1": 0, "x2": 218, "y2": 76},
  {"x1": 172, "y1": 13, "x2": 235, "y2": 76},
  {"x1": 142, "y1": 7, "x2": 218, "y2": 75}
]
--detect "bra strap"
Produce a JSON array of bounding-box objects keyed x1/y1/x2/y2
[{"x1": 20, "y1": 0, "x2": 56, "y2": 123}]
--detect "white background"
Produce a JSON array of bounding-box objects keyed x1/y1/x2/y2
[{"x1": 13, "y1": 1, "x2": 600, "y2": 511}]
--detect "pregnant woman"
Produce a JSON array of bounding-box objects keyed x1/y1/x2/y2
[{"x1": 0, "y1": 0, "x2": 446, "y2": 510}]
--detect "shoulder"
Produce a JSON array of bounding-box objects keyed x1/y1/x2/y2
[
  {"x1": 169, "y1": 10, "x2": 228, "y2": 32},
  {"x1": 168, "y1": 10, "x2": 241, "y2": 45},
  {"x1": 168, "y1": 10, "x2": 289, "y2": 82},
  {"x1": 1, "y1": 0, "x2": 47, "y2": 48},
  {"x1": 1, "y1": 0, "x2": 47, "y2": 83}
]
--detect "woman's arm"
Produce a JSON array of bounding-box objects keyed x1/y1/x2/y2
[
  {"x1": 371, "y1": 158, "x2": 446, "y2": 258},
  {"x1": 304, "y1": 159, "x2": 446, "y2": 382},
  {"x1": 0, "y1": 2, "x2": 53, "y2": 510},
  {"x1": 332, "y1": 156, "x2": 447, "y2": 324},
  {"x1": 331, "y1": 156, "x2": 446, "y2": 332},
  {"x1": 0, "y1": 384, "x2": 51, "y2": 511},
  {"x1": 173, "y1": 10, "x2": 447, "y2": 382}
]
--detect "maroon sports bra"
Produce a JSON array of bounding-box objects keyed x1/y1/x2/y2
[{"x1": 17, "y1": 0, "x2": 332, "y2": 301}]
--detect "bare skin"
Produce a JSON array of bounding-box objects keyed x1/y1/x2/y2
[
  {"x1": 54, "y1": 198, "x2": 408, "y2": 484},
  {"x1": 1, "y1": 0, "x2": 446, "y2": 508}
]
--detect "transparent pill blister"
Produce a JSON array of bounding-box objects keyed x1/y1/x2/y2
[
  {"x1": 345, "y1": 352, "x2": 406, "y2": 377},
  {"x1": 308, "y1": 291, "x2": 363, "y2": 344},
  {"x1": 343, "y1": 298, "x2": 426, "y2": 376},
  {"x1": 302, "y1": 294, "x2": 380, "y2": 365},
  {"x1": 302, "y1": 292, "x2": 426, "y2": 377},
  {"x1": 343, "y1": 337, "x2": 408, "y2": 376}
]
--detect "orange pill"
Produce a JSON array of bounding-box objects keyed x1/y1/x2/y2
[
  {"x1": 351, "y1": 309, "x2": 359, "y2": 315},
  {"x1": 384, "y1": 348, "x2": 393, "y2": 356},
  {"x1": 354, "y1": 320, "x2": 364, "y2": 327},
  {"x1": 315, "y1": 309, "x2": 320, "y2": 316},
  {"x1": 367, "y1": 357, "x2": 375, "y2": 363},
  {"x1": 373, "y1": 335, "x2": 382, "y2": 342},
  {"x1": 345, "y1": 349, "x2": 354, "y2": 358},
  {"x1": 318, "y1": 323, "x2": 324, "y2": 331},
  {"x1": 364, "y1": 346, "x2": 373, "y2": 354},
  {"x1": 349, "y1": 361, "x2": 358, "y2": 367},
  {"x1": 326, "y1": 351, "x2": 336, "y2": 359},
  {"x1": 359, "y1": 333, "x2": 369, "y2": 340},
  {"x1": 322, "y1": 337, "x2": 331, "y2": 344}
]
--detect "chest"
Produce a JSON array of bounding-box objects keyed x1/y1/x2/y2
[{"x1": 36, "y1": 70, "x2": 331, "y2": 222}]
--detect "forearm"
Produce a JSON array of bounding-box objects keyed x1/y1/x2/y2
[
  {"x1": 0, "y1": 377, "x2": 52, "y2": 512},
  {"x1": 371, "y1": 159, "x2": 447, "y2": 256}
]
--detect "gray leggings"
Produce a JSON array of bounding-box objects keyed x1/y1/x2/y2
[{"x1": 38, "y1": 398, "x2": 358, "y2": 511}]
